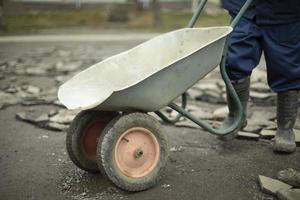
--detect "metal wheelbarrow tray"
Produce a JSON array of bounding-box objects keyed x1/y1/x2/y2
[
  {"x1": 58, "y1": 0, "x2": 253, "y2": 192},
  {"x1": 58, "y1": 27, "x2": 232, "y2": 111}
]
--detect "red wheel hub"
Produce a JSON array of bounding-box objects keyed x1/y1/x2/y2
[
  {"x1": 114, "y1": 127, "x2": 160, "y2": 178},
  {"x1": 80, "y1": 118, "x2": 109, "y2": 160}
]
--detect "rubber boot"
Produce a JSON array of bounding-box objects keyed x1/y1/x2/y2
[
  {"x1": 273, "y1": 90, "x2": 299, "y2": 153},
  {"x1": 218, "y1": 77, "x2": 250, "y2": 141}
]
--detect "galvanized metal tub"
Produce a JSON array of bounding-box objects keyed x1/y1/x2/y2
[{"x1": 58, "y1": 27, "x2": 233, "y2": 111}]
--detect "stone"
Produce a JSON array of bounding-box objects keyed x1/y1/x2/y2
[
  {"x1": 207, "y1": 120, "x2": 221, "y2": 128},
  {"x1": 212, "y1": 106, "x2": 228, "y2": 120},
  {"x1": 251, "y1": 69, "x2": 267, "y2": 83},
  {"x1": 277, "y1": 189, "x2": 300, "y2": 200},
  {"x1": 25, "y1": 85, "x2": 41, "y2": 94},
  {"x1": 194, "y1": 82, "x2": 219, "y2": 91},
  {"x1": 258, "y1": 175, "x2": 292, "y2": 195},
  {"x1": 237, "y1": 131, "x2": 260, "y2": 140},
  {"x1": 162, "y1": 107, "x2": 173, "y2": 114},
  {"x1": 46, "y1": 122, "x2": 68, "y2": 131},
  {"x1": 55, "y1": 75, "x2": 72, "y2": 84},
  {"x1": 166, "y1": 110, "x2": 180, "y2": 119},
  {"x1": 16, "y1": 109, "x2": 70, "y2": 131},
  {"x1": 7, "y1": 60, "x2": 18, "y2": 67},
  {"x1": 30, "y1": 47, "x2": 56, "y2": 57},
  {"x1": 252, "y1": 109, "x2": 277, "y2": 121},
  {"x1": 195, "y1": 90, "x2": 224, "y2": 104},
  {"x1": 57, "y1": 50, "x2": 71, "y2": 57},
  {"x1": 175, "y1": 119, "x2": 199, "y2": 129},
  {"x1": 53, "y1": 100, "x2": 63, "y2": 107},
  {"x1": 294, "y1": 123, "x2": 300, "y2": 131},
  {"x1": 248, "y1": 112, "x2": 276, "y2": 128},
  {"x1": 0, "y1": 91, "x2": 21, "y2": 109},
  {"x1": 48, "y1": 110, "x2": 58, "y2": 117},
  {"x1": 54, "y1": 61, "x2": 82, "y2": 72},
  {"x1": 187, "y1": 105, "x2": 213, "y2": 120},
  {"x1": 243, "y1": 124, "x2": 262, "y2": 133},
  {"x1": 277, "y1": 168, "x2": 300, "y2": 188},
  {"x1": 9, "y1": 76, "x2": 17, "y2": 82},
  {"x1": 34, "y1": 113, "x2": 49, "y2": 122},
  {"x1": 250, "y1": 91, "x2": 276, "y2": 106},
  {"x1": 250, "y1": 91, "x2": 274, "y2": 99},
  {"x1": 49, "y1": 109, "x2": 78, "y2": 124},
  {"x1": 260, "y1": 129, "x2": 276, "y2": 138},
  {"x1": 295, "y1": 129, "x2": 300, "y2": 143},
  {"x1": 191, "y1": 109, "x2": 213, "y2": 120},
  {"x1": 25, "y1": 67, "x2": 48, "y2": 75},
  {"x1": 216, "y1": 80, "x2": 225, "y2": 89},
  {"x1": 187, "y1": 88, "x2": 200, "y2": 100},
  {"x1": 21, "y1": 95, "x2": 56, "y2": 106},
  {"x1": 264, "y1": 124, "x2": 277, "y2": 131},
  {"x1": 16, "y1": 112, "x2": 49, "y2": 124},
  {"x1": 0, "y1": 63, "x2": 8, "y2": 73},
  {"x1": 170, "y1": 146, "x2": 183, "y2": 152},
  {"x1": 5, "y1": 86, "x2": 18, "y2": 94},
  {"x1": 250, "y1": 82, "x2": 270, "y2": 93},
  {"x1": 161, "y1": 184, "x2": 171, "y2": 189}
]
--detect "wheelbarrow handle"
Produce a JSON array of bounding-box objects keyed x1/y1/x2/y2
[
  {"x1": 187, "y1": 0, "x2": 254, "y2": 29},
  {"x1": 156, "y1": 0, "x2": 254, "y2": 133},
  {"x1": 187, "y1": 0, "x2": 207, "y2": 28},
  {"x1": 164, "y1": 0, "x2": 254, "y2": 135},
  {"x1": 230, "y1": 0, "x2": 254, "y2": 28}
]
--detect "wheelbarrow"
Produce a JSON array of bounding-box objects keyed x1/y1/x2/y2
[{"x1": 58, "y1": 0, "x2": 253, "y2": 192}]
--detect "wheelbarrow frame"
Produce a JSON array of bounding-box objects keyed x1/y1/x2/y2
[{"x1": 155, "y1": 0, "x2": 254, "y2": 136}]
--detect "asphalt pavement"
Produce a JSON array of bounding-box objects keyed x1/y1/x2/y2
[{"x1": 0, "y1": 37, "x2": 299, "y2": 200}]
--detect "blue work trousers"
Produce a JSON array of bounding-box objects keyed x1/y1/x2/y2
[{"x1": 226, "y1": 17, "x2": 300, "y2": 92}]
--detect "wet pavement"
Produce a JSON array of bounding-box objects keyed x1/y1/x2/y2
[{"x1": 0, "y1": 37, "x2": 299, "y2": 200}]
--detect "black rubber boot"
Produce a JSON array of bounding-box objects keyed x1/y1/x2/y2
[
  {"x1": 218, "y1": 77, "x2": 250, "y2": 141},
  {"x1": 273, "y1": 90, "x2": 299, "y2": 153}
]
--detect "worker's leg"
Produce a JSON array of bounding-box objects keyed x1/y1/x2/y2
[
  {"x1": 262, "y1": 21, "x2": 300, "y2": 153},
  {"x1": 219, "y1": 16, "x2": 262, "y2": 141}
]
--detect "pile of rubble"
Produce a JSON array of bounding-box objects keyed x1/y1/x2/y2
[
  {"x1": 259, "y1": 168, "x2": 300, "y2": 200},
  {"x1": 0, "y1": 46, "x2": 105, "y2": 131},
  {"x1": 16, "y1": 109, "x2": 78, "y2": 131}
]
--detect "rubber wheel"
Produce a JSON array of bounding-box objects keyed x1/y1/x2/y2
[
  {"x1": 66, "y1": 110, "x2": 118, "y2": 173},
  {"x1": 97, "y1": 112, "x2": 169, "y2": 191}
]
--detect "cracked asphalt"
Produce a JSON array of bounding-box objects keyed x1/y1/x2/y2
[{"x1": 0, "y1": 38, "x2": 299, "y2": 200}]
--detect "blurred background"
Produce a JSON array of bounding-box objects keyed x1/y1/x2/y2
[{"x1": 0, "y1": 0, "x2": 228, "y2": 34}]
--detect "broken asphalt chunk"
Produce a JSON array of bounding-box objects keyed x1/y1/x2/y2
[
  {"x1": 277, "y1": 168, "x2": 300, "y2": 188},
  {"x1": 49, "y1": 109, "x2": 78, "y2": 124},
  {"x1": 46, "y1": 122, "x2": 68, "y2": 131},
  {"x1": 242, "y1": 124, "x2": 262, "y2": 133},
  {"x1": 212, "y1": 106, "x2": 228, "y2": 120},
  {"x1": 277, "y1": 189, "x2": 300, "y2": 200},
  {"x1": 237, "y1": 131, "x2": 260, "y2": 140},
  {"x1": 0, "y1": 91, "x2": 21, "y2": 109},
  {"x1": 258, "y1": 175, "x2": 292, "y2": 196},
  {"x1": 16, "y1": 112, "x2": 49, "y2": 124},
  {"x1": 260, "y1": 130, "x2": 276, "y2": 139}
]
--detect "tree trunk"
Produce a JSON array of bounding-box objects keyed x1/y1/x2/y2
[
  {"x1": 133, "y1": 0, "x2": 143, "y2": 11},
  {"x1": 152, "y1": 0, "x2": 161, "y2": 27}
]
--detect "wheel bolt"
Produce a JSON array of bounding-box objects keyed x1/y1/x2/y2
[{"x1": 135, "y1": 148, "x2": 143, "y2": 159}]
